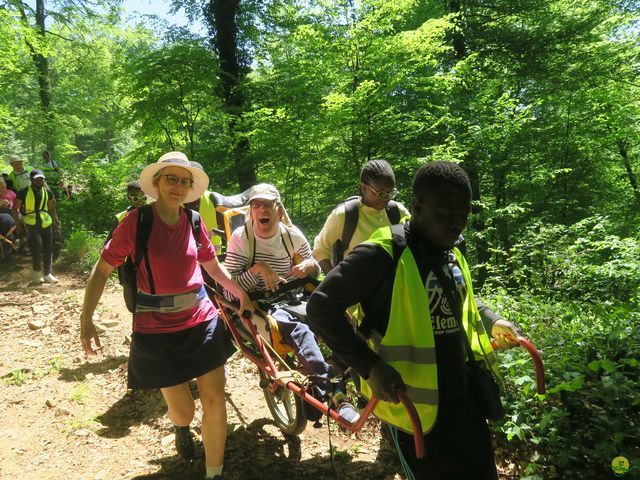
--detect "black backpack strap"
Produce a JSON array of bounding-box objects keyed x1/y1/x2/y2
[
  {"x1": 390, "y1": 223, "x2": 407, "y2": 266},
  {"x1": 341, "y1": 197, "x2": 360, "y2": 248},
  {"x1": 385, "y1": 200, "x2": 401, "y2": 225},
  {"x1": 184, "y1": 207, "x2": 202, "y2": 251},
  {"x1": 135, "y1": 204, "x2": 155, "y2": 294}
]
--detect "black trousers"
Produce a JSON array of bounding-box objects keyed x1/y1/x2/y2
[
  {"x1": 389, "y1": 393, "x2": 499, "y2": 480},
  {"x1": 27, "y1": 224, "x2": 53, "y2": 274}
]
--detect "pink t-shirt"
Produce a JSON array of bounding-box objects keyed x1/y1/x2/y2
[
  {"x1": 102, "y1": 204, "x2": 218, "y2": 334},
  {"x1": 0, "y1": 189, "x2": 16, "y2": 209}
]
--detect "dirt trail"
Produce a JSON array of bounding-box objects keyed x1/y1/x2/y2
[{"x1": 0, "y1": 257, "x2": 402, "y2": 480}]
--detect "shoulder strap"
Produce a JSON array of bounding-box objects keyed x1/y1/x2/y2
[
  {"x1": 135, "y1": 204, "x2": 155, "y2": 294},
  {"x1": 385, "y1": 200, "x2": 401, "y2": 225},
  {"x1": 184, "y1": 207, "x2": 202, "y2": 250},
  {"x1": 341, "y1": 197, "x2": 360, "y2": 248},
  {"x1": 280, "y1": 223, "x2": 295, "y2": 260},
  {"x1": 390, "y1": 223, "x2": 407, "y2": 266},
  {"x1": 244, "y1": 220, "x2": 256, "y2": 267}
]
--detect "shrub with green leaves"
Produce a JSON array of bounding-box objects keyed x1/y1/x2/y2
[
  {"x1": 484, "y1": 290, "x2": 640, "y2": 479},
  {"x1": 501, "y1": 215, "x2": 640, "y2": 303},
  {"x1": 59, "y1": 228, "x2": 105, "y2": 273}
]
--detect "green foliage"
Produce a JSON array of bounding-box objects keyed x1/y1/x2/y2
[
  {"x1": 59, "y1": 228, "x2": 105, "y2": 273},
  {"x1": 4, "y1": 369, "x2": 28, "y2": 386},
  {"x1": 499, "y1": 216, "x2": 640, "y2": 302},
  {"x1": 484, "y1": 290, "x2": 640, "y2": 479}
]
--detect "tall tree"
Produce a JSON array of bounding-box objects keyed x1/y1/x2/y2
[{"x1": 203, "y1": 0, "x2": 256, "y2": 189}]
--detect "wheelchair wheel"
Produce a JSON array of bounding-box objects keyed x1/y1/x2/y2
[{"x1": 260, "y1": 370, "x2": 307, "y2": 436}]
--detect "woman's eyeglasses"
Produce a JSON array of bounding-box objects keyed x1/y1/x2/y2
[
  {"x1": 249, "y1": 199, "x2": 276, "y2": 209},
  {"x1": 365, "y1": 184, "x2": 398, "y2": 200},
  {"x1": 160, "y1": 174, "x2": 194, "y2": 188},
  {"x1": 127, "y1": 194, "x2": 147, "y2": 202}
]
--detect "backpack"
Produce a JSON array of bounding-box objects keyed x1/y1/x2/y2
[
  {"x1": 117, "y1": 204, "x2": 201, "y2": 313},
  {"x1": 331, "y1": 196, "x2": 401, "y2": 267}
]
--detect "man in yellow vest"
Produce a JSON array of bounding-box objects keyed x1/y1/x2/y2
[
  {"x1": 12, "y1": 169, "x2": 61, "y2": 284},
  {"x1": 308, "y1": 161, "x2": 519, "y2": 480}
]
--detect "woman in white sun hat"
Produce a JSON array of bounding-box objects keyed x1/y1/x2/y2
[{"x1": 79, "y1": 151, "x2": 252, "y2": 480}]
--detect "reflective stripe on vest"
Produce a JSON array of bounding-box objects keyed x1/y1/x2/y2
[
  {"x1": 24, "y1": 187, "x2": 52, "y2": 227},
  {"x1": 359, "y1": 226, "x2": 499, "y2": 434},
  {"x1": 199, "y1": 191, "x2": 221, "y2": 246}
]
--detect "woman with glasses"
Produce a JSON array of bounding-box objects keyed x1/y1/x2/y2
[
  {"x1": 80, "y1": 152, "x2": 253, "y2": 480},
  {"x1": 313, "y1": 159, "x2": 410, "y2": 274}
]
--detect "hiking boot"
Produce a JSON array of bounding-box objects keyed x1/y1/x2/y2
[
  {"x1": 174, "y1": 425, "x2": 195, "y2": 460},
  {"x1": 31, "y1": 271, "x2": 44, "y2": 284},
  {"x1": 43, "y1": 273, "x2": 59, "y2": 284},
  {"x1": 336, "y1": 401, "x2": 360, "y2": 424}
]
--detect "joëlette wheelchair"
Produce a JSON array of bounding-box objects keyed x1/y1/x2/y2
[{"x1": 204, "y1": 188, "x2": 546, "y2": 460}]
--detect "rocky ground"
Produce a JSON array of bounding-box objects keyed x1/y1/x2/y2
[{"x1": 0, "y1": 255, "x2": 517, "y2": 480}]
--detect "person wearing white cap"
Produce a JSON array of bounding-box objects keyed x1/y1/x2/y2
[
  {"x1": 223, "y1": 183, "x2": 361, "y2": 424},
  {"x1": 79, "y1": 151, "x2": 253, "y2": 480},
  {"x1": 6, "y1": 154, "x2": 32, "y2": 193},
  {"x1": 12, "y1": 169, "x2": 60, "y2": 283}
]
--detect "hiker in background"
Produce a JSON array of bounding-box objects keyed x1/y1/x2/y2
[
  {"x1": 108, "y1": 180, "x2": 147, "y2": 237},
  {"x1": 6, "y1": 155, "x2": 32, "y2": 193},
  {"x1": 313, "y1": 159, "x2": 410, "y2": 275},
  {"x1": 0, "y1": 176, "x2": 16, "y2": 211},
  {"x1": 184, "y1": 189, "x2": 224, "y2": 256},
  {"x1": 0, "y1": 177, "x2": 17, "y2": 260},
  {"x1": 79, "y1": 151, "x2": 253, "y2": 480},
  {"x1": 11, "y1": 169, "x2": 61, "y2": 283},
  {"x1": 41, "y1": 150, "x2": 63, "y2": 199}
]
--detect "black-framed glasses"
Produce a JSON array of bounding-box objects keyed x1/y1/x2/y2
[
  {"x1": 365, "y1": 184, "x2": 398, "y2": 200},
  {"x1": 127, "y1": 194, "x2": 147, "y2": 202},
  {"x1": 249, "y1": 199, "x2": 276, "y2": 209},
  {"x1": 160, "y1": 174, "x2": 193, "y2": 188}
]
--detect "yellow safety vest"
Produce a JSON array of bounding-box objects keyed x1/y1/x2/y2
[
  {"x1": 199, "y1": 191, "x2": 222, "y2": 248},
  {"x1": 24, "y1": 186, "x2": 52, "y2": 228},
  {"x1": 359, "y1": 226, "x2": 499, "y2": 434},
  {"x1": 115, "y1": 209, "x2": 129, "y2": 223}
]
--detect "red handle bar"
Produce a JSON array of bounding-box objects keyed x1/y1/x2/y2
[
  {"x1": 396, "y1": 389, "x2": 426, "y2": 459},
  {"x1": 492, "y1": 336, "x2": 545, "y2": 394}
]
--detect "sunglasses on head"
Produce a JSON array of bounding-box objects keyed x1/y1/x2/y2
[
  {"x1": 365, "y1": 183, "x2": 398, "y2": 200},
  {"x1": 249, "y1": 199, "x2": 276, "y2": 209},
  {"x1": 160, "y1": 174, "x2": 193, "y2": 188},
  {"x1": 127, "y1": 194, "x2": 147, "y2": 202}
]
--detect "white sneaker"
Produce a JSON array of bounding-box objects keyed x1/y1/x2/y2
[
  {"x1": 32, "y1": 271, "x2": 44, "y2": 284},
  {"x1": 43, "y1": 273, "x2": 59, "y2": 284}
]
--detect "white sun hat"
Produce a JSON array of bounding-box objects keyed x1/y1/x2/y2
[{"x1": 139, "y1": 151, "x2": 209, "y2": 204}]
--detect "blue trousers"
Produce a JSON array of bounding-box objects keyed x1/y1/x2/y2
[{"x1": 270, "y1": 307, "x2": 335, "y2": 398}]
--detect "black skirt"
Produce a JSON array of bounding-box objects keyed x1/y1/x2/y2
[{"x1": 127, "y1": 315, "x2": 236, "y2": 389}]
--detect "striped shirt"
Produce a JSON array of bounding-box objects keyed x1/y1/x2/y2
[{"x1": 224, "y1": 222, "x2": 316, "y2": 297}]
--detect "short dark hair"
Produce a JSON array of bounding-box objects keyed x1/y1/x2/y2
[
  {"x1": 126, "y1": 180, "x2": 141, "y2": 194},
  {"x1": 412, "y1": 161, "x2": 472, "y2": 200},
  {"x1": 360, "y1": 159, "x2": 395, "y2": 186}
]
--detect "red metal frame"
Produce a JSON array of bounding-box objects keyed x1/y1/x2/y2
[
  {"x1": 214, "y1": 293, "x2": 548, "y2": 464},
  {"x1": 213, "y1": 293, "x2": 426, "y2": 457},
  {"x1": 492, "y1": 336, "x2": 546, "y2": 394}
]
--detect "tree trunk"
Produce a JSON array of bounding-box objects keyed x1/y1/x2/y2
[
  {"x1": 448, "y1": 0, "x2": 490, "y2": 287},
  {"x1": 618, "y1": 140, "x2": 640, "y2": 205},
  {"x1": 19, "y1": 0, "x2": 53, "y2": 152},
  {"x1": 205, "y1": 0, "x2": 255, "y2": 190}
]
